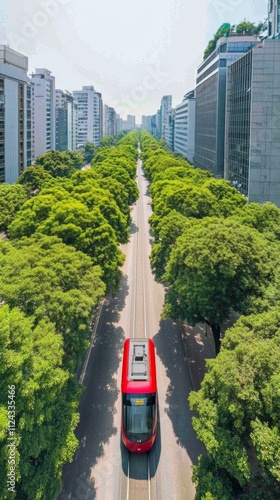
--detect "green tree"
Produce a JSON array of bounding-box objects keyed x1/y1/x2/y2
[
  {"x1": 203, "y1": 178, "x2": 247, "y2": 217},
  {"x1": 150, "y1": 210, "x2": 190, "y2": 280},
  {"x1": 17, "y1": 166, "x2": 53, "y2": 195},
  {"x1": 0, "y1": 235, "x2": 105, "y2": 367},
  {"x1": 0, "y1": 305, "x2": 81, "y2": 499},
  {"x1": 204, "y1": 23, "x2": 231, "y2": 59},
  {"x1": 8, "y1": 193, "x2": 62, "y2": 238},
  {"x1": 0, "y1": 184, "x2": 27, "y2": 232},
  {"x1": 93, "y1": 163, "x2": 139, "y2": 205},
  {"x1": 72, "y1": 185, "x2": 129, "y2": 243},
  {"x1": 37, "y1": 201, "x2": 124, "y2": 291},
  {"x1": 236, "y1": 19, "x2": 267, "y2": 35},
  {"x1": 189, "y1": 309, "x2": 280, "y2": 498},
  {"x1": 164, "y1": 218, "x2": 272, "y2": 353},
  {"x1": 34, "y1": 150, "x2": 81, "y2": 177},
  {"x1": 150, "y1": 180, "x2": 219, "y2": 220},
  {"x1": 228, "y1": 202, "x2": 280, "y2": 242},
  {"x1": 84, "y1": 142, "x2": 95, "y2": 163}
]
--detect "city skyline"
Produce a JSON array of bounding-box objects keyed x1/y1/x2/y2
[{"x1": 1, "y1": 0, "x2": 268, "y2": 120}]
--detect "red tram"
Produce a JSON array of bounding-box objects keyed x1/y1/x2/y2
[{"x1": 121, "y1": 338, "x2": 157, "y2": 452}]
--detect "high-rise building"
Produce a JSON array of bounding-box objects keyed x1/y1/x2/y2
[
  {"x1": 268, "y1": 0, "x2": 280, "y2": 38},
  {"x1": 31, "y1": 68, "x2": 56, "y2": 159},
  {"x1": 55, "y1": 90, "x2": 78, "y2": 152},
  {"x1": 160, "y1": 95, "x2": 172, "y2": 140},
  {"x1": 73, "y1": 85, "x2": 95, "y2": 148},
  {"x1": 73, "y1": 86, "x2": 102, "y2": 148},
  {"x1": 0, "y1": 45, "x2": 33, "y2": 183},
  {"x1": 155, "y1": 109, "x2": 161, "y2": 138},
  {"x1": 166, "y1": 108, "x2": 175, "y2": 151},
  {"x1": 116, "y1": 114, "x2": 123, "y2": 133},
  {"x1": 174, "y1": 90, "x2": 196, "y2": 162},
  {"x1": 225, "y1": 39, "x2": 280, "y2": 206},
  {"x1": 103, "y1": 104, "x2": 117, "y2": 136},
  {"x1": 195, "y1": 35, "x2": 258, "y2": 177},
  {"x1": 127, "y1": 115, "x2": 136, "y2": 130},
  {"x1": 93, "y1": 91, "x2": 103, "y2": 147},
  {"x1": 141, "y1": 115, "x2": 152, "y2": 133}
]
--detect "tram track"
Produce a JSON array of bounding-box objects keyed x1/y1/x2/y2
[
  {"x1": 126, "y1": 451, "x2": 151, "y2": 500},
  {"x1": 121, "y1": 151, "x2": 157, "y2": 500}
]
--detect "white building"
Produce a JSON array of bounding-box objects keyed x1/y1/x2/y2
[
  {"x1": 0, "y1": 45, "x2": 34, "y2": 183},
  {"x1": 73, "y1": 85, "x2": 95, "y2": 148},
  {"x1": 160, "y1": 95, "x2": 172, "y2": 140},
  {"x1": 73, "y1": 86, "x2": 103, "y2": 148},
  {"x1": 174, "y1": 90, "x2": 196, "y2": 162},
  {"x1": 127, "y1": 114, "x2": 136, "y2": 130},
  {"x1": 141, "y1": 115, "x2": 152, "y2": 133},
  {"x1": 31, "y1": 68, "x2": 56, "y2": 159}
]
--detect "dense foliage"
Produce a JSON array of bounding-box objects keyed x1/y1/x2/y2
[
  {"x1": 0, "y1": 131, "x2": 139, "y2": 498},
  {"x1": 189, "y1": 311, "x2": 280, "y2": 499},
  {"x1": 139, "y1": 130, "x2": 280, "y2": 497},
  {"x1": 0, "y1": 184, "x2": 27, "y2": 232}
]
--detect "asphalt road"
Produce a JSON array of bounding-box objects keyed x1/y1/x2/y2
[{"x1": 58, "y1": 153, "x2": 204, "y2": 500}]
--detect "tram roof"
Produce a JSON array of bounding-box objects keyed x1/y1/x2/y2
[{"x1": 121, "y1": 338, "x2": 157, "y2": 394}]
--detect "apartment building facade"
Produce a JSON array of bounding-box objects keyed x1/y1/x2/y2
[
  {"x1": 31, "y1": 68, "x2": 56, "y2": 159},
  {"x1": 0, "y1": 45, "x2": 33, "y2": 183},
  {"x1": 174, "y1": 90, "x2": 195, "y2": 162}
]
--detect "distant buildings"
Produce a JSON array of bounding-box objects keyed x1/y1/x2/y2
[
  {"x1": 127, "y1": 115, "x2": 136, "y2": 130},
  {"x1": 55, "y1": 89, "x2": 78, "y2": 152},
  {"x1": 0, "y1": 44, "x2": 129, "y2": 185},
  {"x1": 141, "y1": 115, "x2": 153, "y2": 133},
  {"x1": 93, "y1": 91, "x2": 103, "y2": 147},
  {"x1": 103, "y1": 104, "x2": 117, "y2": 136},
  {"x1": 0, "y1": 45, "x2": 33, "y2": 183},
  {"x1": 174, "y1": 90, "x2": 195, "y2": 162},
  {"x1": 31, "y1": 68, "x2": 56, "y2": 158},
  {"x1": 194, "y1": 35, "x2": 258, "y2": 177},
  {"x1": 166, "y1": 108, "x2": 175, "y2": 151},
  {"x1": 73, "y1": 86, "x2": 95, "y2": 148},
  {"x1": 160, "y1": 95, "x2": 172, "y2": 141},
  {"x1": 225, "y1": 39, "x2": 280, "y2": 205}
]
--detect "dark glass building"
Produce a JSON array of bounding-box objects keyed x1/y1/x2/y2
[
  {"x1": 225, "y1": 39, "x2": 280, "y2": 206},
  {"x1": 194, "y1": 35, "x2": 258, "y2": 177}
]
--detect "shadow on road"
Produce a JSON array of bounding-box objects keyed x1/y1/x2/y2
[
  {"x1": 153, "y1": 318, "x2": 205, "y2": 468},
  {"x1": 58, "y1": 274, "x2": 129, "y2": 500}
]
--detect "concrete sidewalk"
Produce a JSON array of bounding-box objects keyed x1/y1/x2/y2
[{"x1": 178, "y1": 313, "x2": 239, "y2": 392}]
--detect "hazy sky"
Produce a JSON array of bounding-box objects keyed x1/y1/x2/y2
[{"x1": 1, "y1": 0, "x2": 267, "y2": 121}]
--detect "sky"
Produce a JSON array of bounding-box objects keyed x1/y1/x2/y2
[{"x1": 1, "y1": 0, "x2": 268, "y2": 121}]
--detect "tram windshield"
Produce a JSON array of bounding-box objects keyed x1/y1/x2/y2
[{"x1": 123, "y1": 393, "x2": 156, "y2": 443}]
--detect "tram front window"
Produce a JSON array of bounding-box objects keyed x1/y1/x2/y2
[{"x1": 123, "y1": 393, "x2": 156, "y2": 443}]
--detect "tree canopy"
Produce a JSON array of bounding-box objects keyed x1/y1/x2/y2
[
  {"x1": 164, "y1": 218, "x2": 273, "y2": 353},
  {"x1": 0, "y1": 184, "x2": 27, "y2": 232},
  {"x1": 189, "y1": 309, "x2": 280, "y2": 499}
]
